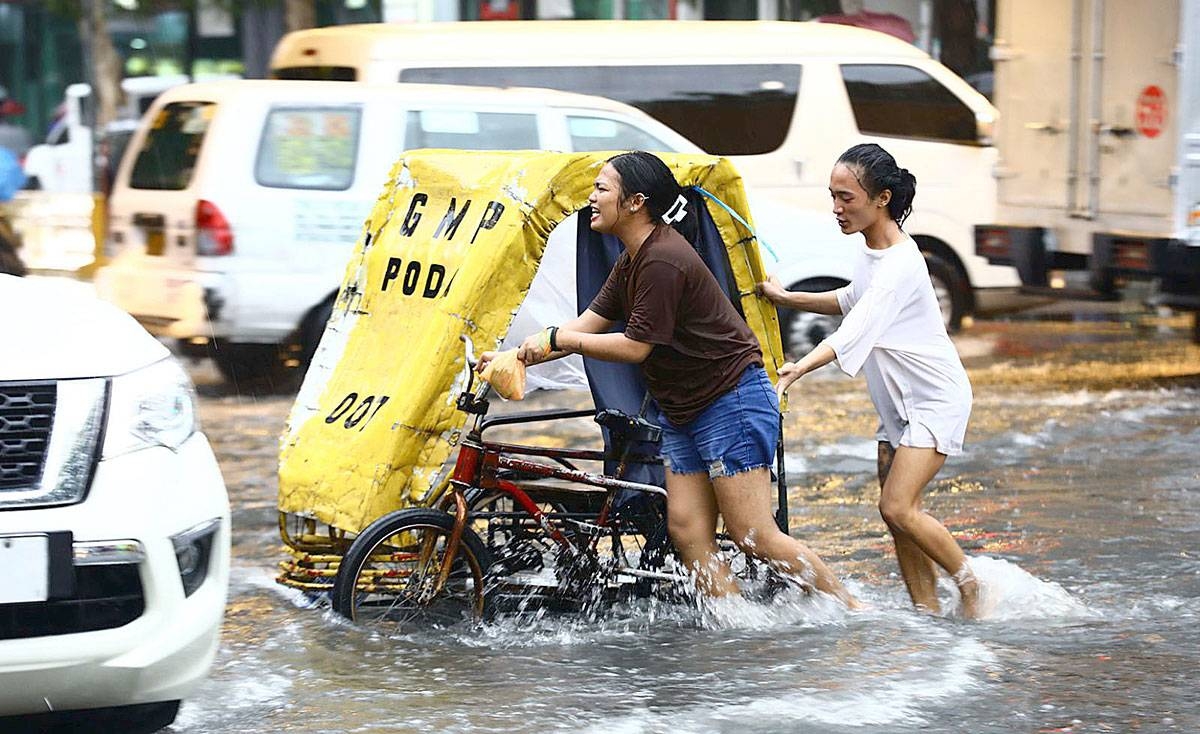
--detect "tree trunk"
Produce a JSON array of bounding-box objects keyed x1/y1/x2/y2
[
  {"x1": 284, "y1": 0, "x2": 317, "y2": 33},
  {"x1": 83, "y1": 0, "x2": 124, "y2": 129},
  {"x1": 933, "y1": 0, "x2": 981, "y2": 77}
]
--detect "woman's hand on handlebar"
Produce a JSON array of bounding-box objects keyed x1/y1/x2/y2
[
  {"x1": 475, "y1": 350, "x2": 496, "y2": 373},
  {"x1": 517, "y1": 328, "x2": 553, "y2": 365}
]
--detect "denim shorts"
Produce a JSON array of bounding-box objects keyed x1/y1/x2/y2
[{"x1": 660, "y1": 365, "x2": 779, "y2": 479}]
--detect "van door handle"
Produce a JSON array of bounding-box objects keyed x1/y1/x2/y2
[
  {"x1": 1024, "y1": 121, "x2": 1063, "y2": 135},
  {"x1": 1096, "y1": 123, "x2": 1136, "y2": 138},
  {"x1": 793, "y1": 158, "x2": 804, "y2": 179},
  {"x1": 132, "y1": 213, "x2": 165, "y2": 228}
]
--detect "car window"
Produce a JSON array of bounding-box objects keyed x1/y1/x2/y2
[
  {"x1": 399, "y1": 65, "x2": 801, "y2": 156},
  {"x1": 840, "y1": 64, "x2": 979, "y2": 144},
  {"x1": 129, "y1": 101, "x2": 215, "y2": 190},
  {"x1": 566, "y1": 116, "x2": 676, "y2": 153},
  {"x1": 272, "y1": 66, "x2": 358, "y2": 81},
  {"x1": 404, "y1": 109, "x2": 539, "y2": 150},
  {"x1": 255, "y1": 106, "x2": 362, "y2": 191}
]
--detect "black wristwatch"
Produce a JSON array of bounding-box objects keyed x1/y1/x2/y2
[{"x1": 549, "y1": 326, "x2": 559, "y2": 352}]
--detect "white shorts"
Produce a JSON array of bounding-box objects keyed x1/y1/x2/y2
[{"x1": 876, "y1": 420, "x2": 944, "y2": 452}]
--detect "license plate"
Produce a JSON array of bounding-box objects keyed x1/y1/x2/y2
[
  {"x1": 145, "y1": 229, "x2": 165, "y2": 256},
  {"x1": 0, "y1": 534, "x2": 50, "y2": 604}
]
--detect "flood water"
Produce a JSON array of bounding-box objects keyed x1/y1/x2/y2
[{"x1": 172, "y1": 307, "x2": 1199, "y2": 733}]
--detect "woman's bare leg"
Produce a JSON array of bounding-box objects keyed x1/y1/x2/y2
[
  {"x1": 713, "y1": 468, "x2": 860, "y2": 608},
  {"x1": 666, "y1": 470, "x2": 740, "y2": 597},
  {"x1": 878, "y1": 443, "x2": 940, "y2": 612},
  {"x1": 878, "y1": 446, "x2": 981, "y2": 618}
]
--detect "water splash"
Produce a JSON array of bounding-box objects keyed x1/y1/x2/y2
[{"x1": 962, "y1": 556, "x2": 1094, "y2": 621}]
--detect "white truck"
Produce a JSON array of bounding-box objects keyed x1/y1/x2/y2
[{"x1": 974, "y1": 0, "x2": 1200, "y2": 341}]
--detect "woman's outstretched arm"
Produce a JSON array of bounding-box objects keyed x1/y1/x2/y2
[
  {"x1": 775, "y1": 343, "x2": 836, "y2": 399},
  {"x1": 757, "y1": 275, "x2": 842, "y2": 315}
]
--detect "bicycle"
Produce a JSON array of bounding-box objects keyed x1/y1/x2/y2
[{"x1": 331, "y1": 336, "x2": 791, "y2": 631}]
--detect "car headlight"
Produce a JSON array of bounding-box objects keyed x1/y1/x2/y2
[{"x1": 103, "y1": 357, "x2": 197, "y2": 457}]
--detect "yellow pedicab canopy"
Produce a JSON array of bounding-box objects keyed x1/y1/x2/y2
[{"x1": 278, "y1": 150, "x2": 785, "y2": 537}]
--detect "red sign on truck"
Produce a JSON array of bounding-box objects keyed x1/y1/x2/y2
[{"x1": 1135, "y1": 85, "x2": 1166, "y2": 138}]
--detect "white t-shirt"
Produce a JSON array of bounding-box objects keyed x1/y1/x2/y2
[{"x1": 822, "y1": 236, "x2": 972, "y2": 455}]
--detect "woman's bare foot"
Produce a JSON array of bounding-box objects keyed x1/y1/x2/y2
[{"x1": 953, "y1": 563, "x2": 983, "y2": 619}]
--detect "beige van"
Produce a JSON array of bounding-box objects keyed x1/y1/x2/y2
[{"x1": 271, "y1": 20, "x2": 1020, "y2": 331}]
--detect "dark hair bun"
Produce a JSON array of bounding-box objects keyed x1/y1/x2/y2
[{"x1": 837, "y1": 144, "x2": 916, "y2": 227}]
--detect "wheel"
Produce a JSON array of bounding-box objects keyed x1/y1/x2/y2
[
  {"x1": 923, "y1": 252, "x2": 970, "y2": 332},
  {"x1": 298, "y1": 296, "x2": 334, "y2": 371},
  {"x1": 332, "y1": 509, "x2": 493, "y2": 631},
  {"x1": 208, "y1": 340, "x2": 291, "y2": 391},
  {"x1": 776, "y1": 277, "x2": 847, "y2": 359}
]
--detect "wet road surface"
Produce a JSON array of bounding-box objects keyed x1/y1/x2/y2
[{"x1": 171, "y1": 304, "x2": 1199, "y2": 733}]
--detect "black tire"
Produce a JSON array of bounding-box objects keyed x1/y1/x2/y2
[
  {"x1": 208, "y1": 341, "x2": 291, "y2": 392},
  {"x1": 776, "y1": 277, "x2": 847, "y2": 359},
  {"x1": 298, "y1": 296, "x2": 334, "y2": 371},
  {"x1": 923, "y1": 252, "x2": 970, "y2": 332},
  {"x1": 332, "y1": 509, "x2": 493, "y2": 631}
]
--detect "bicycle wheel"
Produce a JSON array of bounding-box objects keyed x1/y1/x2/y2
[{"x1": 332, "y1": 509, "x2": 493, "y2": 631}]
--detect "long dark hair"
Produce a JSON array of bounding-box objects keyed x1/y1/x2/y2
[
  {"x1": 606, "y1": 151, "x2": 698, "y2": 243},
  {"x1": 836, "y1": 143, "x2": 917, "y2": 227}
]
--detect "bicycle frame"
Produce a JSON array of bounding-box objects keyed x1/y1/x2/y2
[{"x1": 415, "y1": 336, "x2": 790, "y2": 602}]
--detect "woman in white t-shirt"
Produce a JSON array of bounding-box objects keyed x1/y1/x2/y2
[{"x1": 758, "y1": 143, "x2": 982, "y2": 618}]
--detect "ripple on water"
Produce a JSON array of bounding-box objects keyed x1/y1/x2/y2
[{"x1": 580, "y1": 634, "x2": 997, "y2": 732}]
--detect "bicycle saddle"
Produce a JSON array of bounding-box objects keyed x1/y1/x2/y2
[{"x1": 594, "y1": 409, "x2": 662, "y2": 443}]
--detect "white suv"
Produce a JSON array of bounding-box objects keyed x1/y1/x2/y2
[{"x1": 0, "y1": 275, "x2": 229, "y2": 731}]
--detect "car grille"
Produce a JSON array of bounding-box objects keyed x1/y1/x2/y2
[
  {"x1": 0, "y1": 382, "x2": 56, "y2": 491},
  {"x1": 0, "y1": 565, "x2": 145, "y2": 640},
  {"x1": 0, "y1": 378, "x2": 105, "y2": 509}
]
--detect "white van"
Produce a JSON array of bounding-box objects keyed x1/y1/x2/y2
[
  {"x1": 271, "y1": 20, "x2": 1023, "y2": 332},
  {"x1": 95, "y1": 79, "x2": 846, "y2": 385}
]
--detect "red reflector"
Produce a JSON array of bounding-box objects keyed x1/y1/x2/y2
[
  {"x1": 976, "y1": 228, "x2": 1012, "y2": 258},
  {"x1": 195, "y1": 199, "x2": 233, "y2": 256},
  {"x1": 1113, "y1": 240, "x2": 1149, "y2": 271}
]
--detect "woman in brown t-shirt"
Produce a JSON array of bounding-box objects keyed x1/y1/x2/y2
[{"x1": 488, "y1": 151, "x2": 857, "y2": 607}]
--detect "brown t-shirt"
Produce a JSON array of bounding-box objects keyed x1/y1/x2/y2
[{"x1": 588, "y1": 224, "x2": 763, "y2": 425}]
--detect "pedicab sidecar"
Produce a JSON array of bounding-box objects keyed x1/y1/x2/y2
[{"x1": 275, "y1": 149, "x2": 788, "y2": 598}]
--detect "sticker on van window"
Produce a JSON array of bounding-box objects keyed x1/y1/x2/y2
[{"x1": 256, "y1": 107, "x2": 361, "y2": 191}]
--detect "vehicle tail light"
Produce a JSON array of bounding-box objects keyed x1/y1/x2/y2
[
  {"x1": 975, "y1": 227, "x2": 1012, "y2": 260},
  {"x1": 1111, "y1": 238, "x2": 1150, "y2": 271},
  {"x1": 195, "y1": 199, "x2": 233, "y2": 256}
]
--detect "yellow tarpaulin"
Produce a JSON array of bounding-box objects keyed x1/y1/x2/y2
[{"x1": 278, "y1": 150, "x2": 785, "y2": 535}]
